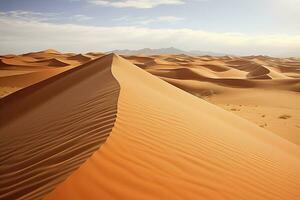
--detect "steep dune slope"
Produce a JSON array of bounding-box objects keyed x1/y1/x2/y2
[
  {"x1": 46, "y1": 54, "x2": 300, "y2": 200},
  {"x1": 33, "y1": 58, "x2": 69, "y2": 67},
  {"x1": 0, "y1": 55, "x2": 120, "y2": 200},
  {"x1": 67, "y1": 54, "x2": 92, "y2": 63},
  {"x1": 0, "y1": 67, "x2": 73, "y2": 98},
  {"x1": 127, "y1": 55, "x2": 300, "y2": 144},
  {"x1": 0, "y1": 51, "x2": 97, "y2": 98}
]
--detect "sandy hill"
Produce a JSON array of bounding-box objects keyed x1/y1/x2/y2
[
  {"x1": 34, "y1": 58, "x2": 70, "y2": 67},
  {"x1": 86, "y1": 52, "x2": 105, "y2": 57},
  {"x1": 0, "y1": 51, "x2": 97, "y2": 97},
  {"x1": 125, "y1": 54, "x2": 300, "y2": 145},
  {"x1": 40, "y1": 49, "x2": 61, "y2": 54},
  {"x1": 0, "y1": 54, "x2": 120, "y2": 200},
  {"x1": 67, "y1": 54, "x2": 92, "y2": 62},
  {"x1": 1, "y1": 51, "x2": 299, "y2": 142},
  {"x1": 23, "y1": 49, "x2": 61, "y2": 56},
  {"x1": 0, "y1": 53, "x2": 299, "y2": 199},
  {"x1": 47, "y1": 54, "x2": 300, "y2": 200}
]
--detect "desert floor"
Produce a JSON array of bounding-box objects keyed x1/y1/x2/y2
[{"x1": 0, "y1": 50, "x2": 299, "y2": 199}]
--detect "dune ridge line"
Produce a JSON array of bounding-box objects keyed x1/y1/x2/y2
[
  {"x1": 0, "y1": 54, "x2": 121, "y2": 200},
  {"x1": 45, "y1": 54, "x2": 300, "y2": 200}
]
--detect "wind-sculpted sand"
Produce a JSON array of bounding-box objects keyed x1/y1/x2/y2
[
  {"x1": 0, "y1": 51, "x2": 299, "y2": 200},
  {"x1": 0, "y1": 54, "x2": 119, "y2": 199},
  {"x1": 0, "y1": 50, "x2": 102, "y2": 97},
  {"x1": 46, "y1": 54, "x2": 300, "y2": 200},
  {"x1": 125, "y1": 54, "x2": 300, "y2": 144}
]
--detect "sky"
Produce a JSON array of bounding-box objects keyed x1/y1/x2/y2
[{"x1": 0, "y1": 0, "x2": 299, "y2": 56}]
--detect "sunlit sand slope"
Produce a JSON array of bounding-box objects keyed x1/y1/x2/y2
[
  {"x1": 0, "y1": 55, "x2": 119, "y2": 200},
  {"x1": 125, "y1": 54, "x2": 300, "y2": 145},
  {"x1": 0, "y1": 50, "x2": 100, "y2": 98},
  {"x1": 46, "y1": 54, "x2": 300, "y2": 200}
]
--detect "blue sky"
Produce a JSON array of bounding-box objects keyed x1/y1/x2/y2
[{"x1": 0, "y1": 0, "x2": 299, "y2": 56}]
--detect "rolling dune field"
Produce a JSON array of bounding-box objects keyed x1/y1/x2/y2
[{"x1": 0, "y1": 50, "x2": 299, "y2": 200}]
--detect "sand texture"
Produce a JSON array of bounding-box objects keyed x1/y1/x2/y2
[
  {"x1": 0, "y1": 55, "x2": 119, "y2": 199},
  {"x1": 0, "y1": 51, "x2": 299, "y2": 200}
]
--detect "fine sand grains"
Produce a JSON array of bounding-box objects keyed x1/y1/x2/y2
[
  {"x1": 46, "y1": 54, "x2": 300, "y2": 200},
  {"x1": 0, "y1": 55, "x2": 120, "y2": 200}
]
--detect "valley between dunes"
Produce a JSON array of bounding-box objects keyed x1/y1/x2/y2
[{"x1": 0, "y1": 50, "x2": 299, "y2": 199}]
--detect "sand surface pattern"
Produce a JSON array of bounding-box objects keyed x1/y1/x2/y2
[
  {"x1": 0, "y1": 55, "x2": 119, "y2": 200},
  {"x1": 46, "y1": 54, "x2": 300, "y2": 200},
  {"x1": 0, "y1": 51, "x2": 299, "y2": 200}
]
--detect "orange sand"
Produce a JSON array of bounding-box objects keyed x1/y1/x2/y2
[
  {"x1": 0, "y1": 50, "x2": 101, "y2": 97},
  {"x1": 0, "y1": 55, "x2": 119, "y2": 199},
  {"x1": 45, "y1": 54, "x2": 300, "y2": 200},
  {"x1": 0, "y1": 51, "x2": 299, "y2": 200},
  {"x1": 125, "y1": 54, "x2": 300, "y2": 144}
]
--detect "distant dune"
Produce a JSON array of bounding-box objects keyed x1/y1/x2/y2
[
  {"x1": 124, "y1": 54, "x2": 300, "y2": 144},
  {"x1": 0, "y1": 54, "x2": 119, "y2": 199},
  {"x1": 0, "y1": 50, "x2": 299, "y2": 200},
  {"x1": 0, "y1": 51, "x2": 104, "y2": 97},
  {"x1": 67, "y1": 54, "x2": 92, "y2": 62}
]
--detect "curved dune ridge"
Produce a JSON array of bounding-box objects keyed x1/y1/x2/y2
[
  {"x1": 0, "y1": 67, "x2": 73, "y2": 97},
  {"x1": 0, "y1": 51, "x2": 97, "y2": 98},
  {"x1": 0, "y1": 52, "x2": 300, "y2": 199},
  {"x1": 124, "y1": 54, "x2": 300, "y2": 144},
  {"x1": 125, "y1": 54, "x2": 300, "y2": 81},
  {"x1": 45, "y1": 54, "x2": 300, "y2": 200},
  {"x1": 34, "y1": 58, "x2": 70, "y2": 67},
  {"x1": 0, "y1": 55, "x2": 120, "y2": 200},
  {"x1": 67, "y1": 54, "x2": 92, "y2": 63},
  {"x1": 23, "y1": 49, "x2": 61, "y2": 58},
  {"x1": 1, "y1": 57, "x2": 68, "y2": 68}
]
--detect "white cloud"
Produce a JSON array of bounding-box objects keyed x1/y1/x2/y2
[
  {"x1": 267, "y1": 0, "x2": 300, "y2": 26},
  {"x1": 114, "y1": 15, "x2": 184, "y2": 25},
  {"x1": 150, "y1": 16, "x2": 184, "y2": 23},
  {"x1": 88, "y1": 0, "x2": 185, "y2": 8},
  {"x1": 0, "y1": 10, "x2": 58, "y2": 22},
  {"x1": 0, "y1": 10, "x2": 93, "y2": 23},
  {"x1": 70, "y1": 14, "x2": 93, "y2": 22},
  {"x1": 0, "y1": 15, "x2": 299, "y2": 57}
]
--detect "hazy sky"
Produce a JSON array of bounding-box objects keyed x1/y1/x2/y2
[{"x1": 0, "y1": 0, "x2": 299, "y2": 56}]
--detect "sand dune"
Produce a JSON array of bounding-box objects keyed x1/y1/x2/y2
[
  {"x1": 23, "y1": 49, "x2": 61, "y2": 59},
  {"x1": 0, "y1": 67, "x2": 75, "y2": 96},
  {"x1": 0, "y1": 51, "x2": 299, "y2": 199},
  {"x1": 125, "y1": 54, "x2": 300, "y2": 144},
  {"x1": 86, "y1": 52, "x2": 105, "y2": 58},
  {"x1": 67, "y1": 54, "x2": 92, "y2": 63},
  {"x1": 0, "y1": 56, "x2": 39, "y2": 67},
  {"x1": 33, "y1": 58, "x2": 69, "y2": 67},
  {"x1": 0, "y1": 51, "x2": 96, "y2": 97},
  {"x1": 45, "y1": 54, "x2": 300, "y2": 200},
  {"x1": 125, "y1": 54, "x2": 299, "y2": 80},
  {"x1": 0, "y1": 55, "x2": 119, "y2": 200}
]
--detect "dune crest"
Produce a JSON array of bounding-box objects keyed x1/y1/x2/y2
[
  {"x1": 0, "y1": 51, "x2": 97, "y2": 98},
  {"x1": 1, "y1": 51, "x2": 300, "y2": 199},
  {"x1": 45, "y1": 54, "x2": 300, "y2": 200},
  {"x1": 124, "y1": 54, "x2": 300, "y2": 144},
  {"x1": 67, "y1": 54, "x2": 92, "y2": 63},
  {"x1": 30, "y1": 58, "x2": 69, "y2": 67},
  {"x1": 0, "y1": 55, "x2": 120, "y2": 200}
]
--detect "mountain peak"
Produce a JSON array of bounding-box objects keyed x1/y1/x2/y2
[{"x1": 109, "y1": 47, "x2": 224, "y2": 56}]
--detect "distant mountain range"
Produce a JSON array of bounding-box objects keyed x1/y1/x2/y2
[{"x1": 109, "y1": 47, "x2": 225, "y2": 56}]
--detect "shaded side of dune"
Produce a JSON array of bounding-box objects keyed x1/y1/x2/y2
[
  {"x1": 46, "y1": 55, "x2": 300, "y2": 200},
  {"x1": 67, "y1": 54, "x2": 92, "y2": 63},
  {"x1": 34, "y1": 58, "x2": 70, "y2": 67},
  {"x1": 0, "y1": 54, "x2": 120, "y2": 200}
]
